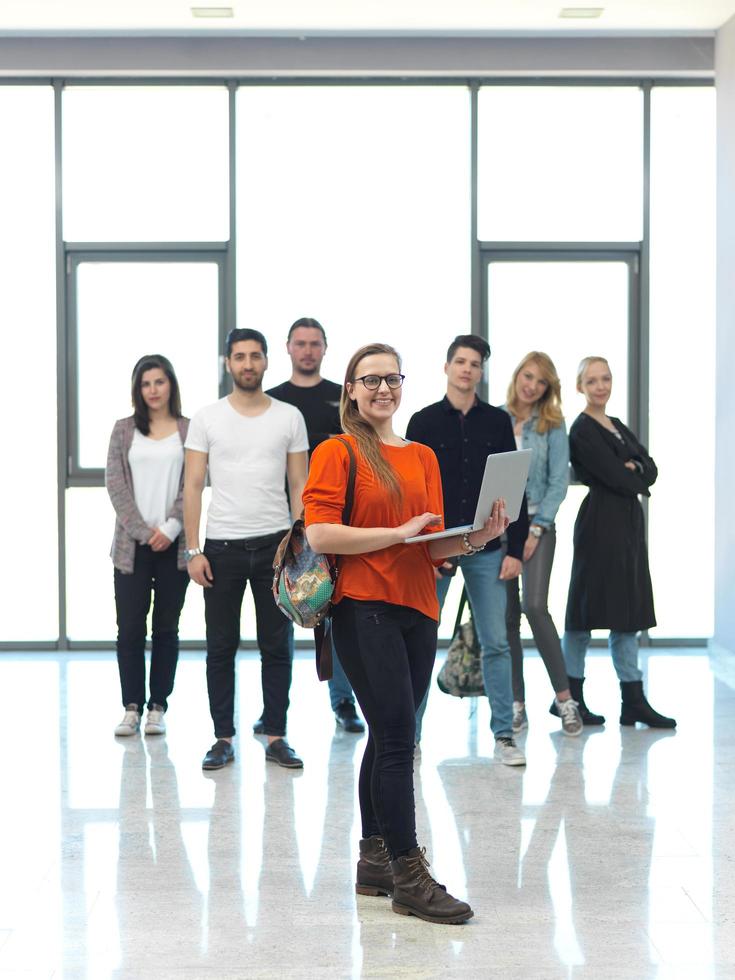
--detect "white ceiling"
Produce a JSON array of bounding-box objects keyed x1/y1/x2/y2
[{"x1": 0, "y1": 0, "x2": 734, "y2": 34}]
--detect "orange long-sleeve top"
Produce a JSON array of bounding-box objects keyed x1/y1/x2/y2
[{"x1": 302, "y1": 434, "x2": 445, "y2": 622}]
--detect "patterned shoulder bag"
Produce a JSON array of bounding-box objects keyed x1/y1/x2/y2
[{"x1": 272, "y1": 437, "x2": 357, "y2": 681}]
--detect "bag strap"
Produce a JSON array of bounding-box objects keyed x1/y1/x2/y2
[
  {"x1": 313, "y1": 436, "x2": 357, "y2": 683},
  {"x1": 452, "y1": 585, "x2": 469, "y2": 637},
  {"x1": 315, "y1": 618, "x2": 333, "y2": 682},
  {"x1": 333, "y1": 436, "x2": 357, "y2": 526}
]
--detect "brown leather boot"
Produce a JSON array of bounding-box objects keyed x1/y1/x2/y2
[
  {"x1": 355, "y1": 836, "x2": 393, "y2": 896},
  {"x1": 391, "y1": 847, "x2": 473, "y2": 924}
]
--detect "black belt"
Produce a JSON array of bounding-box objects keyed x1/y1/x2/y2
[{"x1": 206, "y1": 531, "x2": 287, "y2": 551}]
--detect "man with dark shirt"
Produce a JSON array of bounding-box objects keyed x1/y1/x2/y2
[
  {"x1": 406, "y1": 334, "x2": 529, "y2": 766},
  {"x1": 266, "y1": 317, "x2": 364, "y2": 734}
]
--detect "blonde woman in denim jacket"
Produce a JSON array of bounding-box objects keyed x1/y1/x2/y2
[{"x1": 503, "y1": 352, "x2": 582, "y2": 736}]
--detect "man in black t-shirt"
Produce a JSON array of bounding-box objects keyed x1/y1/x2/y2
[
  {"x1": 265, "y1": 317, "x2": 364, "y2": 734},
  {"x1": 267, "y1": 322, "x2": 341, "y2": 454}
]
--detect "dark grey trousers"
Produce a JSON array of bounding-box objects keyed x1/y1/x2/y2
[{"x1": 506, "y1": 525, "x2": 569, "y2": 702}]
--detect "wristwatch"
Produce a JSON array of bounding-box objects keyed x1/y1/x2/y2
[
  {"x1": 184, "y1": 548, "x2": 203, "y2": 562},
  {"x1": 529, "y1": 525, "x2": 545, "y2": 539}
]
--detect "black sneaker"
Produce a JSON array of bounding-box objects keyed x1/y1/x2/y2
[{"x1": 334, "y1": 699, "x2": 365, "y2": 733}]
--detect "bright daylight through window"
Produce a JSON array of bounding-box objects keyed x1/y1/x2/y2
[{"x1": 0, "y1": 81, "x2": 717, "y2": 645}]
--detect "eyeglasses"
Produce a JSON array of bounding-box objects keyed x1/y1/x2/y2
[{"x1": 353, "y1": 373, "x2": 405, "y2": 391}]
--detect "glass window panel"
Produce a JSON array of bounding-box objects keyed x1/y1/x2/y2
[
  {"x1": 648, "y1": 88, "x2": 716, "y2": 638},
  {"x1": 62, "y1": 87, "x2": 229, "y2": 241},
  {"x1": 486, "y1": 260, "x2": 629, "y2": 635},
  {"x1": 66, "y1": 487, "x2": 132, "y2": 642},
  {"x1": 478, "y1": 87, "x2": 643, "y2": 242},
  {"x1": 236, "y1": 86, "x2": 471, "y2": 435},
  {"x1": 75, "y1": 261, "x2": 220, "y2": 469},
  {"x1": 65, "y1": 487, "x2": 261, "y2": 642},
  {"x1": 0, "y1": 86, "x2": 58, "y2": 640}
]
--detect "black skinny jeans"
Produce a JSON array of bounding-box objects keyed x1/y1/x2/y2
[
  {"x1": 332, "y1": 598, "x2": 437, "y2": 859},
  {"x1": 203, "y1": 534, "x2": 293, "y2": 739},
  {"x1": 114, "y1": 541, "x2": 189, "y2": 711}
]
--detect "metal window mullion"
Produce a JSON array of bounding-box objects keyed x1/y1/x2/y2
[
  {"x1": 479, "y1": 241, "x2": 642, "y2": 253},
  {"x1": 470, "y1": 82, "x2": 480, "y2": 335},
  {"x1": 54, "y1": 79, "x2": 67, "y2": 650},
  {"x1": 64, "y1": 241, "x2": 228, "y2": 253},
  {"x1": 638, "y1": 81, "x2": 652, "y2": 646},
  {"x1": 470, "y1": 82, "x2": 489, "y2": 402},
  {"x1": 222, "y1": 79, "x2": 237, "y2": 397},
  {"x1": 638, "y1": 81, "x2": 652, "y2": 448},
  {"x1": 0, "y1": 76, "x2": 715, "y2": 89}
]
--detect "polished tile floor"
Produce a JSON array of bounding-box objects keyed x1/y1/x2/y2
[{"x1": 1, "y1": 648, "x2": 733, "y2": 979}]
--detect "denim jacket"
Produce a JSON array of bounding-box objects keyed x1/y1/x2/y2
[{"x1": 502, "y1": 404, "x2": 569, "y2": 528}]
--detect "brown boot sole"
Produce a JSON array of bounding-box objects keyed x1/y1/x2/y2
[
  {"x1": 392, "y1": 900, "x2": 474, "y2": 925},
  {"x1": 356, "y1": 883, "x2": 392, "y2": 897}
]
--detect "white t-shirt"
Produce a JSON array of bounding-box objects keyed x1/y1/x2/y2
[
  {"x1": 185, "y1": 396, "x2": 309, "y2": 539},
  {"x1": 128, "y1": 429, "x2": 184, "y2": 542}
]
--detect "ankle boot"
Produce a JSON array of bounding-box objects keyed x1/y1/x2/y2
[
  {"x1": 391, "y1": 847, "x2": 473, "y2": 924},
  {"x1": 355, "y1": 836, "x2": 393, "y2": 896},
  {"x1": 550, "y1": 676, "x2": 605, "y2": 726},
  {"x1": 620, "y1": 681, "x2": 676, "y2": 728}
]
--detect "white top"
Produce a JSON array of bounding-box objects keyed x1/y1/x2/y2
[
  {"x1": 514, "y1": 430, "x2": 537, "y2": 515},
  {"x1": 128, "y1": 429, "x2": 185, "y2": 542},
  {"x1": 185, "y1": 396, "x2": 309, "y2": 539}
]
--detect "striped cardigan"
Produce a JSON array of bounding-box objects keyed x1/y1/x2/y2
[{"x1": 105, "y1": 415, "x2": 190, "y2": 574}]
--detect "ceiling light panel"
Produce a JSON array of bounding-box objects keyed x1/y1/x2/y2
[
  {"x1": 191, "y1": 6, "x2": 234, "y2": 17},
  {"x1": 559, "y1": 7, "x2": 604, "y2": 17}
]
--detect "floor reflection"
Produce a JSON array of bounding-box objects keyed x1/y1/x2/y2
[
  {"x1": 115, "y1": 737, "x2": 204, "y2": 975},
  {"x1": 0, "y1": 649, "x2": 730, "y2": 978}
]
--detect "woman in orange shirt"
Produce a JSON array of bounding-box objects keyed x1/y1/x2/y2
[{"x1": 303, "y1": 343, "x2": 508, "y2": 926}]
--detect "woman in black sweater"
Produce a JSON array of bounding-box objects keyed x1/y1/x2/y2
[{"x1": 562, "y1": 356, "x2": 676, "y2": 729}]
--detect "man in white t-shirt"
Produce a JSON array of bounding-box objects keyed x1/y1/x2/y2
[{"x1": 184, "y1": 328, "x2": 309, "y2": 771}]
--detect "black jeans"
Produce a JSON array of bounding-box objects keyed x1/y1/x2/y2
[
  {"x1": 114, "y1": 541, "x2": 189, "y2": 711},
  {"x1": 203, "y1": 534, "x2": 293, "y2": 739},
  {"x1": 332, "y1": 598, "x2": 437, "y2": 859}
]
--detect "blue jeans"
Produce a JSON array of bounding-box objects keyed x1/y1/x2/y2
[
  {"x1": 416, "y1": 548, "x2": 514, "y2": 740},
  {"x1": 562, "y1": 630, "x2": 643, "y2": 683}
]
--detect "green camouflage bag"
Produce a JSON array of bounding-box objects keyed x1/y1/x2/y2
[{"x1": 437, "y1": 586, "x2": 484, "y2": 698}]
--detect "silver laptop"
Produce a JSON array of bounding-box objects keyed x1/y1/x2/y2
[{"x1": 405, "y1": 449, "x2": 532, "y2": 544}]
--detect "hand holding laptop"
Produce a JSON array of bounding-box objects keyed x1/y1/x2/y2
[
  {"x1": 473, "y1": 498, "x2": 510, "y2": 546},
  {"x1": 404, "y1": 449, "x2": 532, "y2": 545}
]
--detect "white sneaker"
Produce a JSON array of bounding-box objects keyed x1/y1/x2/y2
[
  {"x1": 144, "y1": 704, "x2": 166, "y2": 736},
  {"x1": 555, "y1": 697, "x2": 583, "y2": 737},
  {"x1": 115, "y1": 704, "x2": 141, "y2": 737},
  {"x1": 494, "y1": 736, "x2": 526, "y2": 766},
  {"x1": 512, "y1": 701, "x2": 528, "y2": 733}
]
